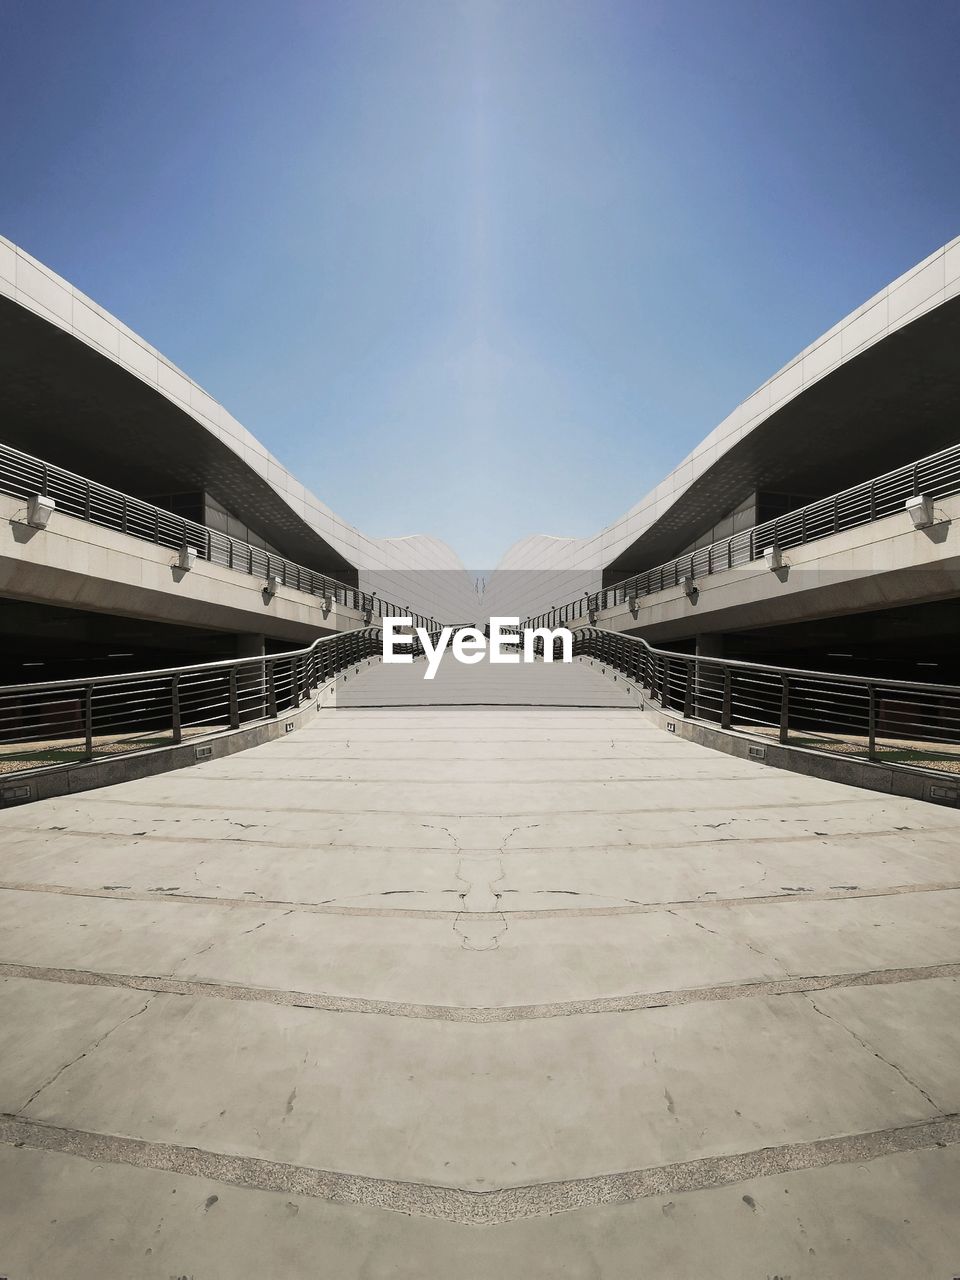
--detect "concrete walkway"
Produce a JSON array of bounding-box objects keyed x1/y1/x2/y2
[{"x1": 1, "y1": 658, "x2": 959, "y2": 1276}]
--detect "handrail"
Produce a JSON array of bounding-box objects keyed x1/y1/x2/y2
[
  {"x1": 5, "y1": 620, "x2": 959, "y2": 781},
  {"x1": 570, "y1": 626, "x2": 960, "y2": 772},
  {"x1": 525, "y1": 439, "x2": 960, "y2": 630},
  {"x1": 0, "y1": 626, "x2": 390, "y2": 773},
  {"x1": 0, "y1": 440, "x2": 438, "y2": 630}
]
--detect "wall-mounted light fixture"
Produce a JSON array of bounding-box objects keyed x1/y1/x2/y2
[
  {"x1": 264, "y1": 574, "x2": 280, "y2": 598},
  {"x1": 763, "y1": 545, "x2": 783, "y2": 571},
  {"x1": 26, "y1": 494, "x2": 55, "y2": 529},
  {"x1": 177, "y1": 545, "x2": 198, "y2": 571},
  {"x1": 682, "y1": 574, "x2": 697, "y2": 598},
  {"x1": 905, "y1": 494, "x2": 934, "y2": 529}
]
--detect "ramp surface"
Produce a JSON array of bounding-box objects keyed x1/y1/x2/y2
[{"x1": 1, "y1": 657, "x2": 959, "y2": 1277}]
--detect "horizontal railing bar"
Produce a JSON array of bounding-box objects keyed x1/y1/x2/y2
[
  {"x1": 524, "y1": 438, "x2": 960, "y2": 626},
  {"x1": 0, "y1": 441, "x2": 439, "y2": 632},
  {"x1": 572, "y1": 627, "x2": 960, "y2": 775}
]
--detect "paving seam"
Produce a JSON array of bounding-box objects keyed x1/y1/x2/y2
[
  {"x1": 0, "y1": 827, "x2": 954, "y2": 851},
  {"x1": 1, "y1": 1113, "x2": 957, "y2": 1224},
  {"x1": 2, "y1": 959, "x2": 958, "y2": 1021},
  {"x1": 0, "y1": 878, "x2": 956, "y2": 918},
  {"x1": 63, "y1": 795, "x2": 880, "y2": 813},
  {"x1": 158, "y1": 772, "x2": 764, "y2": 784}
]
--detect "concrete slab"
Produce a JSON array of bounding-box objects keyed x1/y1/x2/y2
[
  {"x1": 14, "y1": 990, "x2": 939, "y2": 1187},
  {"x1": 1, "y1": 657, "x2": 959, "y2": 1273},
  {"x1": 1, "y1": 1140, "x2": 957, "y2": 1280}
]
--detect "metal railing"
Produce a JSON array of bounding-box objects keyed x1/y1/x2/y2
[
  {"x1": 0, "y1": 441, "x2": 437, "y2": 629},
  {"x1": 0, "y1": 627, "x2": 387, "y2": 774},
  {"x1": 571, "y1": 626, "x2": 960, "y2": 774},
  {"x1": 525, "y1": 440, "x2": 960, "y2": 630}
]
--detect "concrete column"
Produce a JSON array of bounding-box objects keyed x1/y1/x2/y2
[
  {"x1": 694, "y1": 633, "x2": 725, "y2": 721},
  {"x1": 695, "y1": 633, "x2": 725, "y2": 658},
  {"x1": 235, "y1": 634, "x2": 266, "y2": 659},
  {"x1": 235, "y1": 634, "x2": 267, "y2": 722}
]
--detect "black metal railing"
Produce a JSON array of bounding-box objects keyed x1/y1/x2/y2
[
  {"x1": 0, "y1": 441, "x2": 437, "y2": 629},
  {"x1": 0, "y1": 627, "x2": 388, "y2": 774},
  {"x1": 571, "y1": 626, "x2": 960, "y2": 774},
  {"x1": 525, "y1": 440, "x2": 960, "y2": 630}
]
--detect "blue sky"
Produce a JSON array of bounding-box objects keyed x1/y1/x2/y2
[{"x1": 3, "y1": 0, "x2": 960, "y2": 568}]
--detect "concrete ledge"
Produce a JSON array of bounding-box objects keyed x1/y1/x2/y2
[
  {"x1": 0, "y1": 657, "x2": 382, "y2": 808},
  {"x1": 580, "y1": 656, "x2": 960, "y2": 809},
  {"x1": 598, "y1": 491, "x2": 960, "y2": 645},
  {"x1": 0, "y1": 492, "x2": 363, "y2": 645}
]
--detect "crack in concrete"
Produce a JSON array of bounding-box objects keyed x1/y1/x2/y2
[
  {"x1": 665, "y1": 910, "x2": 789, "y2": 974},
  {"x1": 802, "y1": 993, "x2": 945, "y2": 1114},
  {"x1": 15, "y1": 996, "x2": 155, "y2": 1114},
  {"x1": 454, "y1": 857, "x2": 508, "y2": 950}
]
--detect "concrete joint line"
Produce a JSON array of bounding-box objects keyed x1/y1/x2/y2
[
  {"x1": 0, "y1": 877, "x2": 957, "y2": 921},
  {"x1": 65, "y1": 796, "x2": 874, "y2": 815},
  {"x1": 0, "y1": 1113, "x2": 957, "y2": 1224},
  {"x1": 3, "y1": 823, "x2": 955, "y2": 851},
  {"x1": 2, "y1": 959, "x2": 958, "y2": 1022}
]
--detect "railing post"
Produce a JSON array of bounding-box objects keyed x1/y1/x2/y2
[
  {"x1": 267, "y1": 660, "x2": 278, "y2": 718},
  {"x1": 721, "y1": 667, "x2": 732, "y2": 729},
  {"x1": 867, "y1": 684, "x2": 877, "y2": 760},
  {"x1": 84, "y1": 684, "x2": 94, "y2": 760},
  {"x1": 779, "y1": 674, "x2": 789, "y2": 744},
  {"x1": 682, "y1": 660, "x2": 693, "y2": 718},
  {"x1": 171, "y1": 673, "x2": 182, "y2": 744},
  {"x1": 229, "y1": 668, "x2": 240, "y2": 728}
]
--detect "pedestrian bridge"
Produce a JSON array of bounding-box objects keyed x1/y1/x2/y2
[{"x1": 1, "y1": 653, "x2": 959, "y2": 1275}]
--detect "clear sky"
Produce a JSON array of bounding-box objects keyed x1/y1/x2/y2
[{"x1": 3, "y1": 0, "x2": 960, "y2": 569}]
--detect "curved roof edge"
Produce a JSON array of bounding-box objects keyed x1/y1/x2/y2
[
  {"x1": 495, "y1": 235, "x2": 960, "y2": 585},
  {"x1": 0, "y1": 235, "x2": 471, "y2": 614}
]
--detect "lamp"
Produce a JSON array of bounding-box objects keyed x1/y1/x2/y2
[
  {"x1": 26, "y1": 494, "x2": 55, "y2": 529},
  {"x1": 905, "y1": 494, "x2": 934, "y2": 529}
]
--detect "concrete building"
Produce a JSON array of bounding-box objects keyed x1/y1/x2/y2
[
  {"x1": 494, "y1": 236, "x2": 960, "y2": 683},
  {"x1": 3, "y1": 235, "x2": 960, "y2": 1278},
  {"x1": 0, "y1": 235, "x2": 476, "y2": 680}
]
